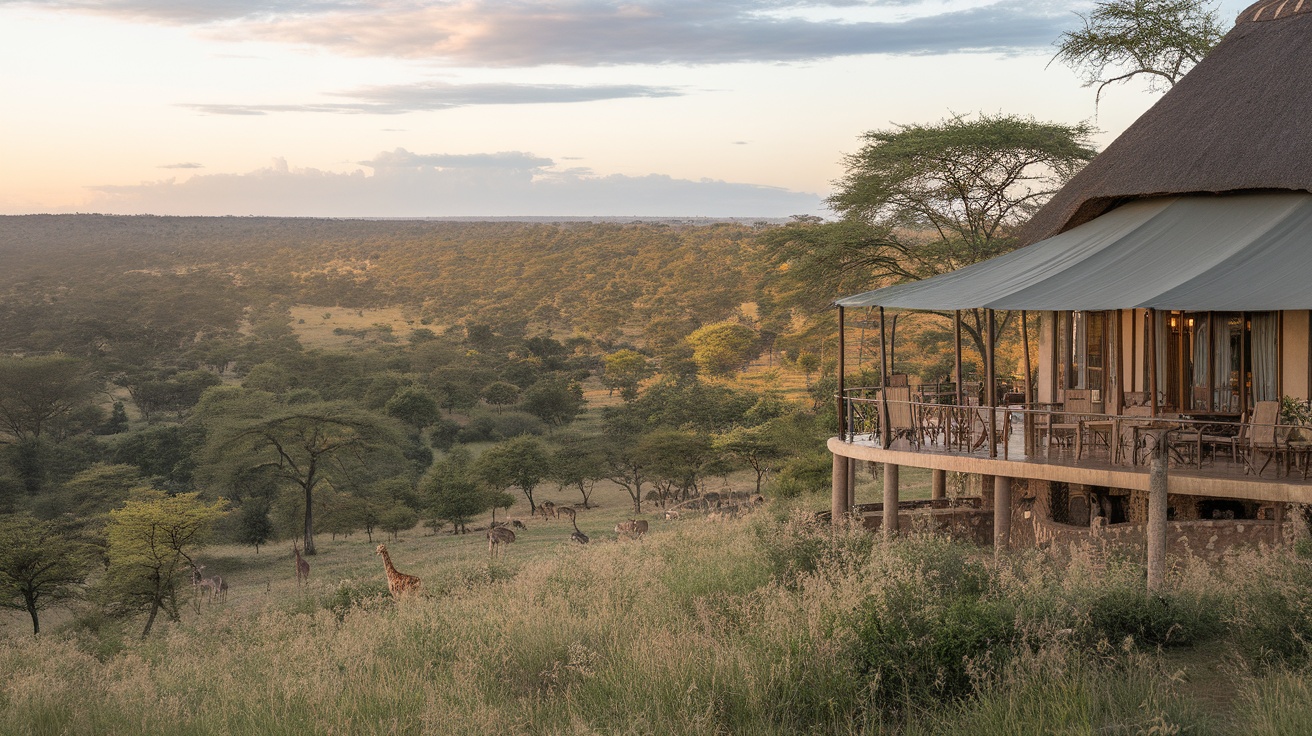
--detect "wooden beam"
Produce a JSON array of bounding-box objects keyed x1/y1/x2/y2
[
  {"x1": 837, "y1": 306, "x2": 846, "y2": 440},
  {"x1": 879, "y1": 306, "x2": 890, "y2": 448},
  {"x1": 954, "y1": 310, "x2": 964, "y2": 406},
  {"x1": 1149, "y1": 309, "x2": 1159, "y2": 417}
]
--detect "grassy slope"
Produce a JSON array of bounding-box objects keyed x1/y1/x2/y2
[{"x1": 4, "y1": 492, "x2": 1312, "y2": 735}]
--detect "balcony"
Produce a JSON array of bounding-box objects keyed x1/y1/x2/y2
[{"x1": 833, "y1": 390, "x2": 1312, "y2": 503}]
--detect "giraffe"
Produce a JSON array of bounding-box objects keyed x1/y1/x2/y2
[
  {"x1": 487, "y1": 526, "x2": 515, "y2": 556},
  {"x1": 293, "y1": 541, "x2": 310, "y2": 586},
  {"x1": 375, "y1": 544, "x2": 422, "y2": 597},
  {"x1": 555, "y1": 505, "x2": 576, "y2": 525}
]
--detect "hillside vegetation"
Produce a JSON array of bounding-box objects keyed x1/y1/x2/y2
[{"x1": 4, "y1": 504, "x2": 1312, "y2": 735}]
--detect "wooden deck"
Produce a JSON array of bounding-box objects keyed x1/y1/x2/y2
[{"x1": 830, "y1": 429, "x2": 1312, "y2": 504}]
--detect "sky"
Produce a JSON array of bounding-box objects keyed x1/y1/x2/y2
[{"x1": 0, "y1": 0, "x2": 1251, "y2": 218}]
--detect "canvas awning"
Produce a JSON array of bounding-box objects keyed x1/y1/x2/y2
[{"x1": 835, "y1": 192, "x2": 1312, "y2": 312}]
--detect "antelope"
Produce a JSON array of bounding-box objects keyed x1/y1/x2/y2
[
  {"x1": 538, "y1": 501, "x2": 558, "y2": 520},
  {"x1": 614, "y1": 519, "x2": 649, "y2": 538},
  {"x1": 555, "y1": 505, "x2": 576, "y2": 524},
  {"x1": 487, "y1": 526, "x2": 516, "y2": 556}
]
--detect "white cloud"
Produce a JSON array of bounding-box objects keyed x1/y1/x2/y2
[
  {"x1": 85, "y1": 152, "x2": 824, "y2": 217},
  {"x1": 184, "y1": 81, "x2": 682, "y2": 115},
  {"x1": 10, "y1": 0, "x2": 1086, "y2": 64}
]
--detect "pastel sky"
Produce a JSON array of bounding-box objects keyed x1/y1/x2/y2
[{"x1": 0, "y1": 0, "x2": 1250, "y2": 217}]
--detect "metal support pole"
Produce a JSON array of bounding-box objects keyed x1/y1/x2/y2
[
  {"x1": 993, "y1": 476, "x2": 1011, "y2": 555},
  {"x1": 882, "y1": 462, "x2": 899, "y2": 538}
]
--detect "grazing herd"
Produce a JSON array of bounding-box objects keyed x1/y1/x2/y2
[{"x1": 191, "y1": 491, "x2": 766, "y2": 606}]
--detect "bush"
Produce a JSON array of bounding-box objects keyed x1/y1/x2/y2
[
  {"x1": 769, "y1": 450, "x2": 831, "y2": 498},
  {"x1": 856, "y1": 585, "x2": 1016, "y2": 705},
  {"x1": 1084, "y1": 587, "x2": 1223, "y2": 648},
  {"x1": 455, "y1": 411, "x2": 545, "y2": 443}
]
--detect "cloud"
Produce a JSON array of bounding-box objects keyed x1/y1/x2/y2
[
  {"x1": 84, "y1": 152, "x2": 823, "y2": 217},
  {"x1": 183, "y1": 81, "x2": 682, "y2": 115},
  {"x1": 14, "y1": 1, "x2": 1084, "y2": 65},
  {"x1": 158, "y1": 162, "x2": 204, "y2": 169}
]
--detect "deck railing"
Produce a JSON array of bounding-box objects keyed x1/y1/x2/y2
[{"x1": 840, "y1": 388, "x2": 1312, "y2": 478}]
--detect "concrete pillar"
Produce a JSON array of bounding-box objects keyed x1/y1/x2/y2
[
  {"x1": 993, "y1": 476, "x2": 1011, "y2": 554},
  {"x1": 1274, "y1": 503, "x2": 1286, "y2": 546},
  {"x1": 931, "y1": 469, "x2": 947, "y2": 501},
  {"x1": 1147, "y1": 439, "x2": 1169, "y2": 593},
  {"x1": 883, "y1": 462, "x2": 899, "y2": 538},
  {"x1": 831, "y1": 453, "x2": 848, "y2": 524},
  {"x1": 847, "y1": 458, "x2": 856, "y2": 509}
]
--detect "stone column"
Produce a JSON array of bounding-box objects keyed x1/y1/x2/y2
[
  {"x1": 831, "y1": 453, "x2": 848, "y2": 524},
  {"x1": 1146, "y1": 433, "x2": 1169, "y2": 593},
  {"x1": 847, "y1": 458, "x2": 856, "y2": 509},
  {"x1": 883, "y1": 462, "x2": 899, "y2": 538},
  {"x1": 931, "y1": 469, "x2": 947, "y2": 501},
  {"x1": 993, "y1": 476, "x2": 1011, "y2": 554}
]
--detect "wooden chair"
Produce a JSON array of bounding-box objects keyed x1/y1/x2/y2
[
  {"x1": 1200, "y1": 411, "x2": 1246, "y2": 467},
  {"x1": 1049, "y1": 389, "x2": 1089, "y2": 453},
  {"x1": 1118, "y1": 405, "x2": 1155, "y2": 465},
  {"x1": 881, "y1": 386, "x2": 919, "y2": 447},
  {"x1": 1244, "y1": 401, "x2": 1288, "y2": 477}
]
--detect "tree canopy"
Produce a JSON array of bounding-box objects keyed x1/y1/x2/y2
[{"x1": 1053, "y1": 0, "x2": 1224, "y2": 103}]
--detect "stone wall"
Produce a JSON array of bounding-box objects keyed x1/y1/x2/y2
[
  {"x1": 1031, "y1": 516, "x2": 1284, "y2": 560},
  {"x1": 861, "y1": 503, "x2": 994, "y2": 546}
]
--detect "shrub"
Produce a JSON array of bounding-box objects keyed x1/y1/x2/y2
[
  {"x1": 455, "y1": 411, "x2": 545, "y2": 443},
  {"x1": 1084, "y1": 587, "x2": 1224, "y2": 648}
]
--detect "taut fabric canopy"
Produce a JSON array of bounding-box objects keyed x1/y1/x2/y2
[{"x1": 835, "y1": 192, "x2": 1312, "y2": 312}]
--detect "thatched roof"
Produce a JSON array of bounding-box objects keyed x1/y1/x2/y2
[{"x1": 1018, "y1": 1, "x2": 1312, "y2": 246}]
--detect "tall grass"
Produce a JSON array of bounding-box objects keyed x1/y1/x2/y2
[{"x1": 3, "y1": 508, "x2": 1312, "y2": 734}]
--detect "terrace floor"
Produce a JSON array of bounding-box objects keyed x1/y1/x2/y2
[{"x1": 831, "y1": 426, "x2": 1312, "y2": 504}]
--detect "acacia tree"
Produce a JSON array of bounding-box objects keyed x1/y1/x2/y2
[
  {"x1": 0, "y1": 514, "x2": 91, "y2": 635},
  {"x1": 477, "y1": 436, "x2": 550, "y2": 514},
  {"x1": 548, "y1": 434, "x2": 606, "y2": 508},
  {"x1": 200, "y1": 397, "x2": 405, "y2": 555},
  {"x1": 601, "y1": 350, "x2": 650, "y2": 401},
  {"x1": 715, "y1": 425, "x2": 789, "y2": 494},
  {"x1": 103, "y1": 491, "x2": 227, "y2": 638},
  {"x1": 1053, "y1": 0, "x2": 1223, "y2": 104},
  {"x1": 0, "y1": 355, "x2": 99, "y2": 441},
  {"x1": 761, "y1": 113, "x2": 1097, "y2": 363}
]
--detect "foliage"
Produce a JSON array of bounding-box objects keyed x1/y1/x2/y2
[
  {"x1": 477, "y1": 436, "x2": 551, "y2": 513},
  {"x1": 423, "y1": 449, "x2": 490, "y2": 534},
  {"x1": 198, "y1": 395, "x2": 405, "y2": 554},
  {"x1": 378, "y1": 503, "x2": 420, "y2": 541},
  {"x1": 102, "y1": 491, "x2": 227, "y2": 638},
  {"x1": 762, "y1": 113, "x2": 1095, "y2": 362},
  {"x1": 521, "y1": 377, "x2": 585, "y2": 428},
  {"x1": 234, "y1": 499, "x2": 274, "y2": 552},
  {"x1": 686, "y1": 321, "x2": 758, "y2": 377},
  {"x1": 455, "y1": 411, "x2": 546, "y2": 443},
  {"x1": 480, "y1": 381, "x2": 521, "y2": 413},
  {"x1": 1053, "y1": 0, "x2": 1223, "y2": 103},
  {"x1": 715, "y1": 424, "x2": 789, "y2": 493},
  {"x1": 384, "y1": 386, "x2": 441, "y2": 432},
  {"x1": 548, "y1": 434, "x2": 606, "y2": 508},
  {"x1": 601, "y1": 349, "x2": 651, "y2": 401},
  {"x1": 1280, "y1": 395, "x2": 1312, "y2": 427},
  {"x1": 0, "y1": 355, "x2": 99, "y2": 441},
  {"x1": 0, "y1": 513, "x2": 91, "y2": 635}
]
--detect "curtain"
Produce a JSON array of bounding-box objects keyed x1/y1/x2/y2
[
  {"x1": 1074, "y1": 312, "x2": 1087, "y2": 389},
  {"x1": 1193, "y1": 316, "x2": 1208, "y2": 408},
  {"x1": 1213, "y1": 314, "x2": 1235, "y2": 412},
  {"x1": 1154, "y1": 311, "x2": 1170, "y2": 407},
  {"x1": 1252, "y1": 311, "x2": 1279, "y2": 402}
]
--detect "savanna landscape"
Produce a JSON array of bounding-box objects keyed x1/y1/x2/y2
[{"x1": 7, "y1": 0, "x2": 1312, "y2": 733}]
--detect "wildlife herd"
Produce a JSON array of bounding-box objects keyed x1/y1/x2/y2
[{"x1": 188, "y1": 491, "x2": 766, "y2": 604}]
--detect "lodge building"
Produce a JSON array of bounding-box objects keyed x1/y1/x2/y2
[{"x1": 828, "y1": 0, "x2": 1312, "y2": 566}]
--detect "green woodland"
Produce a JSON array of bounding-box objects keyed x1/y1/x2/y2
[{"x1": 5, "y1": 7, "x2": 1312, "y2": 727}]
